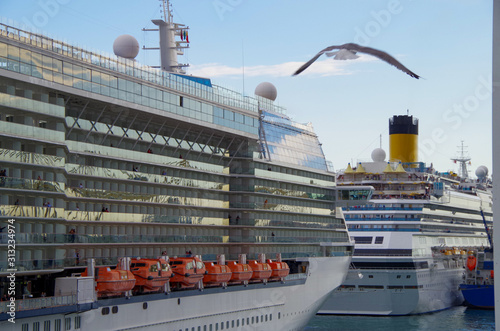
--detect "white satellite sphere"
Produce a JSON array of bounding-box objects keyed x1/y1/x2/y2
[
  {"x1": 113, "y1": 34, "x2": 139, "y2": 59},
  {"x1": 371, "y1": 148, "x2": 386, "y2": 162},
  {"x1": 255, "y1": 82, "x2": 277, "y2": 101},
  {"x1": 475, "y1": 165, "x2": 489, "y2": 178}
]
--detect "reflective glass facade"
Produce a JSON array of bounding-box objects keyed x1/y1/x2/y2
[
  {"x1": 261, "y1": 111, "x2": 327, "y2": 171},
  {"x1": 0, "y1": 22, "x2": 353, "y2": 274}
]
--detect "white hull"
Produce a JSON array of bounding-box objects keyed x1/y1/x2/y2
[
  {"x1": 1, "y1": 256, "x2": 350, "y2": 331},
  {"x1": 319, "y1": 258, "x2": 465, "y2": 315}
]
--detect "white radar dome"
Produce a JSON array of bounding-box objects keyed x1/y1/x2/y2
[
  {"x1": 113, "y1": 34, "x2": 139, "y2": 59},
  {"x1": 255, "y1": 82, "x2": 277, "y2": 101},
  {"x1": 371, "y1": 148, "x2": 386, "y2": 162},
  {"x1": 475, "y1": 165, "x2": 489, "y2": 178}
]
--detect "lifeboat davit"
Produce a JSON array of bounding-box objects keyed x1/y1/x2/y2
[
  {"x1": 82, "y1": 266, "x2": 135, "y2": 297},
  {"x1": 203, "y1": 262, "x2": 232, "y2": 286},
  {"x1": 467, "y1": 255, "x2": 477, "y2": 271},
  {"x1": 169, "y1": 256, "x2": 206, "y2": 289},
  {"x1": 227, "y1": 261, "x2": 253, "y2": 284},
  {"x1": 267, "y1": 259, "x2": 290, "y2": 280},
  {"x1": 130, "y1": 258, "x2": 172, "y2": 293},
  {"x1": 248, "y1": 260, "x2": 272, "y2": 282}
]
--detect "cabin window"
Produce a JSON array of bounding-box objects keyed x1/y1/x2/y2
[
  {"x1": 44, "y1": 320, "x2": 51, "y2": 331},
  {"x1": 143, "y1": 302, "x2": 148, "y2": 309},
  {"x1": 102, "y1": 307, "x2": 110, "y2": 315},
  {"x1": 34, "y1": 323, "x2": 40, "y2": 331},
  {"x1": 150, "y1": 264, "x2": 158, "y2": 272},
  {"x1": 112, "y1": 306, "x2": 118, "y2": 314},
  {"x1": 55, "y1": 319, "x2": 61, "y2": 331},
  {"x1": 22, "y1": 324, "x2": 29, "y2": 331},
  {"x1": 65, "y1": 317, "x2": 71, "y2": 330},
  {"x1": 75, "y1": 316, "x2": 81, "y2": 329}
]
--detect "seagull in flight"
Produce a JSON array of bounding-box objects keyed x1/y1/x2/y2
[{"x1": 292, "y1": 43, "x2": 420, "y2": 79}]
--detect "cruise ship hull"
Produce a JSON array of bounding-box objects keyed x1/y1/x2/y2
[
  {"x1": 1, "y1": 256, "x2": 350, "y2": 330},
  {"x1": 319, "y1": 260, "x2": 464, "y2": 316}
]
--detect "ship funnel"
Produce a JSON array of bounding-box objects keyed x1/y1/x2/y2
[{"x1": 389, "y1": 115, "x2": 418, "y2": 163}]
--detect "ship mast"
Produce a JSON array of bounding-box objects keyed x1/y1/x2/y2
[
  {"x1": 142, "y1": 0, "x2": 189, "y2": 73},
  {"x1": 451, "y1": 141, "x2": 471, "y2": 179}
]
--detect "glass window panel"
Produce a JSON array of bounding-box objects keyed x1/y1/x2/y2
[
  {"x1": 73, "y1": 64, "x2": 83, "y2": 78},
  {"x1": 92, "y1": 71, "x2": 101, "y2": 84},
  {"x1": 0, "y1": 43, "x2": 6, "y2": 57},
  {"x1": 53, "y1": 72, "x2": 63, "y2": 84},
  {"x1": 19, "y1": 48, "x2": 31, "y2": 64},
  {"x1": 7, "y1": 45, "x2": 19, "y2": 61},
  {"x1": 73, "y1": 77, "x2": 83, "y2": 89},
  {"x1": 42, "y1": 68, "x2": 52, "y2": 81},
  {"x1": 224, "y1": 109, "x2": 234, "y2": 120},
  {"x1": 32, "y1": 66, "x2": 43, "y2": 78},
  {"x1": 82, "y1": 67, "x2": 91, "y2": 81},
  {"x1": 133, "y1": 82, "x2": 141, "y2": 94},
  {"x1": 63, "y1": 74, "x2": 73, "y2": 86},
  {"x1": 109, "y1": 76, "x2": 117, "y2": 88},
  {"x1": 42, "y1": 55, "x2": 52, "y2": 69},
  {"x1": 63, "y1": 61, "x2": 73, "y2": 75},
  {"x1": 20, "y1": 62, "x2": 31, "y2": 75},
  {"x1": 52, "y1": 58, "x2": 62, "y2": 73}
]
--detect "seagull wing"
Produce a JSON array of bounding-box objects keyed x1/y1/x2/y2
[
  {"x1": 292, "y1": 44, "x2": 345, "y2": 76},
  {"x1": 345, "y1": 43, "x2": 420, "y2": 79}
]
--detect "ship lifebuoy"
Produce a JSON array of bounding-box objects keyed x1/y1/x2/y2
[{"x1": 467, "y1": 255, "x2": 477, "y2": 271}]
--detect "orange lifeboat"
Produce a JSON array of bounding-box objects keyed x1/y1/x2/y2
[
  {"x1": 267, "y1": 259, "x2": 290, "y2": 280},
  {"x1": 130, "y1": 258, "x2": 172, "y2": 293},
  {"x1": 169, "y1": 256, "x2": 206, "y2": 289},
  {"x1": 203, "y1": 262, "x2": 232, "y2": 286},
  {"x1": 467, "y1": 255, "x2": 477, "y2": 271},
  {"x1": 227, "y1": 261, "x2": 253, "y2": 284},
  {"x1": 248, "y1": 260, "x2": 272, "y2": 282},
  {"x1": 82, "y1": 266, "x2": 135, "y2": 298}
]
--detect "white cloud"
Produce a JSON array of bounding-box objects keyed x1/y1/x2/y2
[{"x1": 188, "y1": 55, "x2": 378, "y2": 78}]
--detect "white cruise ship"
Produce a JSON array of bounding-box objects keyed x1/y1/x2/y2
[
  {"x1": 0, "y1": 2, "x2": 373, "y2": 330},
  {"x1": 319, "y1": 115, "x2": 493, "y2": 316}
]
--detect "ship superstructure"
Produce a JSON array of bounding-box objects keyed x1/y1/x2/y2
[
  {"x1": 0, "y1": 4, "x2": 374, "y2": 330},
  {"x1": 319, "y1": 115, "x2": 493, "y2": 316}
]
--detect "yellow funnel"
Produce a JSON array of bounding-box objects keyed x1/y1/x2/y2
[{"x1": 389, "y1": 115, "x2": 418, "y2": 163}]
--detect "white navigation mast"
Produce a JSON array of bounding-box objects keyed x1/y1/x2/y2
[
  {"x1": 142, "y1": 0, "x2": 189, "y2": 73},
  {"x1": 451, "y1": 141, "x2": 471, "y2": 179}
]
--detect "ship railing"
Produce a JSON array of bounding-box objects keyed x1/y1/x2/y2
[
  {"x1": 0, "y1": 148, "x2": 65, "y2": 167},
  {"x1": 0, "y1": 258, "x2": 67, "y2": 273},
  {"x1": 0, "y1": 205, "x2": 63, "y2": 218},
  {"x1": 344, "y1": 206, "x2": 423, "y2": 211},
  {"x1": 229, "y1": 202, "x2": 331, "y2": 215},
  {"x1": 0, "y1": 22, "x2": 287, "y2": 116},
  {"x1": 0, "y1": 176, "x2": 64, "y2": 193},
  {"x1": 345, "y1": 216, "x2": 421, "y2": 221},
  {"x1": 0, "y1": 294, "x2": 77, "y2": 313}
]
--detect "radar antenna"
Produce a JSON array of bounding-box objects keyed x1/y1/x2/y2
[
  {"x1": 142, "y1": 0, "x2": 189, "y2": 73},
  {"x1": 451, "y1": 140, "x2": 471, "y2": 179}
]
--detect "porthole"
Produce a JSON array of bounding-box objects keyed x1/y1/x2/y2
[
  {"x1": 143, "y1": 302, "x2": 148, "y2": 310},
  {"x1": 112, "y1": 306, "x2": 118, "y2": 314},
  {"x1": 102, "y1": 307, "x2": 110, "y2": 315}
]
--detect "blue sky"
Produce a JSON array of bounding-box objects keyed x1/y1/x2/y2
[{"x1": 0, "y1": 0, "x2": 493, "y2": 177}]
